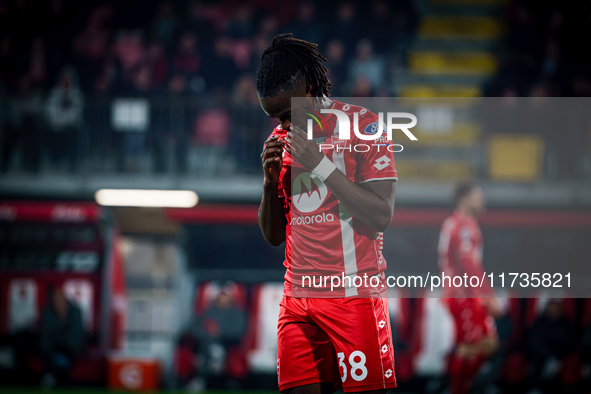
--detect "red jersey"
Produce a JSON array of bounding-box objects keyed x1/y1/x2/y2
[
  {"x1": 267, "y1": 99, "x2": 398, "y2": 297},
  {"x1": 438, "y1": 211, "x2": 491, "y2": 298}
]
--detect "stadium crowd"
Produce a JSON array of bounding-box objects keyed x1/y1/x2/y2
[
  {"x1": 488, "y1": 0, "x2": 591, "y2": 97},
  {"x1": 0, "y1": 0, "x2": 419, "y2": 96},
  {"x1": 0, "y1": 0, "x2": 418, "y2": 174},
  {"x1": 0, "y1": 0, "x2": 590, "y2": 175}
]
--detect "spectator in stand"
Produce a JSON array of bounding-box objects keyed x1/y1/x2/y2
[
  {"x1": 184, "y1": 1, "x2": 216, "y2": 56},
  {"x1": 252, "y1": 15, "x2": 278, "y2": 51},
  {"x1": 226, "y1": 5, "x2": 254, "y2": 40},
  {"x1": 200, "y1": 37, "x2": 238, "y2": 93},
  {"x1": 389, "y1": 0, "x2": 419, "y2": 56},
  {"x1": 192, "y1": 96, "x2": 231, "y2": 174},
  {"x1": 25, "y1": 37, "x2": 49, "y2": 89},
  {"x1": 581, "y1": 313, "x2": 591, "y2": 383},
  {"x1": 232, "y1": 38, "x2": 255, "y2": 73},
  {"x1": 72, "y1": 4, "x2": 115, "y2": 92},
  {"x1": 328, "y1": 2, "x2": 358, "y2": 60},
  {"x1": 201, "y1": 287, "x2": 247, "y2": 362},
  {"x1": 188, "y1": 283, "x2": 247, "y2": 389},
  {"x1": 168, "y1": 73, "x2": 189, "y2": 96},
  {"x1": 505, "y1": 3, "x2": 539, "y2": 60},
  {"x1": 146, "y1": 42, "x2": 169, "y2": 91},
  {"x1": 44, "y1": 0, "x2": 72, "y2": 67},
  {"x1": 5, "y1": 76, "x2": 44, "y2": 173},
  {"x1": 45, "y1": 66, "x2": 84, "y2": 172},
  {"x1": 488, "y1": 51, "x2": 536, "y2": 96},
  {"x1": 112, "y1": 30, "x2": 145, "y2": 91},
  {"x1": 347, "y1": 39, "x2": 386, "y2": 95},
  {"x1": 151, "y1": 1, "x2": 178, "y2": 48},
  {"x1": 325, "y1": 39, "x2": 346, "y2": 96},
  {"x1": 286, "y1": 2, "x2": 323, "y2": 49},
  {"x1": 165, "y1": 73, "x2": 193, "y2": 173},
  {"x1": 230, "y1": 75, "x2": 273, "y2": 172},
  {"x1": 540, "y1": 39, "x2": 567, "y2": 90},
  {"x1": 0, "y1": 35, "x2": 16, "y2": 87},
  {"x1": 39, "y1": 287, "x2": 85, "y2": 389},
  {"x1": 127, "y1": 64, "x2": 153, "y2": 95},
  {"x1": 251, "y1": 16, "x2": 279, "y2": 76},
  {"x1": 526, "y1": 300, "x2": 577, "y2": 390},
  {"x1": 351, "y1": 76, "x2": 373, "y2": 97},
  {"x1": 172, "y1": 32, "x2": 200, "y2": 76},
  {"x1": 121, "y1": 65, "x2": 152, "y2": 172},
  {"x1": 366, "y1": 0, "x2": 392, "y2": 56},
  {"x1": 0, "y1": 84, "x2": 16, "y2": 173}
]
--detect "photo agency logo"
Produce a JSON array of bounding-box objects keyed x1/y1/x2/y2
[{"x1": 303, "y1": 106, "x2": 418, "y2": 152}]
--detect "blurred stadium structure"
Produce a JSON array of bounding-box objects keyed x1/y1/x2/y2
[{"x1": 0, "y1": 0, "x2": 591, "y2": 392}]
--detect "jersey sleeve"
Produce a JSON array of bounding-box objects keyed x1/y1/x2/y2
[{"x1": 355, "y1": 117, "x2": 398, "y2": 183}]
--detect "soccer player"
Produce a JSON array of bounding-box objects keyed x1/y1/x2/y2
[
  {"x1": 438, "y1": 181, "x2": 500, "y2": 394},
  {"x1": 257, "y1": 34, "x2": 397, "y2": 393}
]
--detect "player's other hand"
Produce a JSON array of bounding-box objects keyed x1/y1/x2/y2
[
  {"x1": 285, "y1": 126, "x2": 324, "y2": 172},
  {"x1": 261, "y1": 135, "x2": 284, "y2": 185},
  {"x1": 483, "y1": 298, "x2": 503, "y2": 318},
  {"x1": 456, "y1": 343, "x2": 479, "y2": 360}
]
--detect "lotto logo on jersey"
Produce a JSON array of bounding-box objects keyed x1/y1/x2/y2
[{"x1": 373, "y1": 155, "x2": 391, "y2": 171}]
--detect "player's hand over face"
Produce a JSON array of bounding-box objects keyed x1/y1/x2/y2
[
  {"x1": 285, "y1": 126, "x2": 325, "y2": 172},
  {"x1": 261, "y1": 135, "x2": 284, "y2": 185}
]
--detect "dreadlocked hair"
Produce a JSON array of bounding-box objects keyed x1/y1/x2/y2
[{"x1": 256, "y1": 33, "x2": 331, "y2": 99}]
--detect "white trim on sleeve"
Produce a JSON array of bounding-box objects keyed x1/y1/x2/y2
[{"x1": 359, "y1": 177, "x2": 398, "y2": 184}]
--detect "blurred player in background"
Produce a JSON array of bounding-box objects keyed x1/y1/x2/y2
[
  {"x1": 438, "y1": 181, "x2": 501, "y2": 394},
  {"x1": 257, "y1": 34, "x2": 397, "y2": 393}
]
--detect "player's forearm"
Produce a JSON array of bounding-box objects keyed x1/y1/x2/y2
[
  {"x1": 324, "y1": 170, "x2": 394, "y2": 232},
  {"x1": 258, "y1": 180, "x2": 287, "y2": 246}
]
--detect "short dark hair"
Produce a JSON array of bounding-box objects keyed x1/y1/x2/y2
[
  {"x1": 256, "y1": 33, "x2": 331, "y2": 99},
  {"x1": 454, "y1": 180, "x2": 477, "y2": 206}
]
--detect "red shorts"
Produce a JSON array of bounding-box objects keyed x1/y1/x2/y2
[
  {"x1": 445, "y1": 298, "x2": 496, "y2": 344},
  {"x1": 277, "y1": 296, "x2": 396, "y2": 393}
]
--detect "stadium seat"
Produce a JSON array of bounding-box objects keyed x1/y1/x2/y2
[
  {"x1": 395, "y1": 159, "x2": 475, "y2": 180},
  {"x1": 414, "y1": 294, "x2": 455, "y2": 376},
  {"x1": 189, "y1": 281, "x2": 250, "y2": 379},
  {"x1": 408, "y1": 51, "x2": 497, "y2": 76},
  {"x1": 419, "y1": 16, "x2": 502, "y2": 40},
  {"x1": 246, "y1": 282, "x2": 283, "y2": 373},
  {"x1": 7, "y1": 278, "x2": 38, "y2": 333},
  {"x1": 487, "y1": 134, "x2": 545, "y2": 181},
  {"x1": 63, "y1": 279, "x2": 95, "y2": 331},
  {"x1": 193, "y1": 281, "x2": 248, "y2": 315}
]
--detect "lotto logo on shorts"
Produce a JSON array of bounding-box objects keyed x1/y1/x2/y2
[
  {"x1": 378, "y1": 320, "x2": 386, "y2": 329},
  {"x1": 385, "y1": 369, "x2": 393, "y2": 378},
  {"x1": 381, "y1": 344, "x2": 388, "y2": 354}
]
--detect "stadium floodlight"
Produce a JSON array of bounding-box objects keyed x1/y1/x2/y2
[{"x1": 95, "y1": 189, "x2": 198, "y2": 208}]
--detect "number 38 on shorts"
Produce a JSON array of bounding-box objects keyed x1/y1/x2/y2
[{"x1": 338, "y1": 351, "x2": 368, "y2": 382}]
